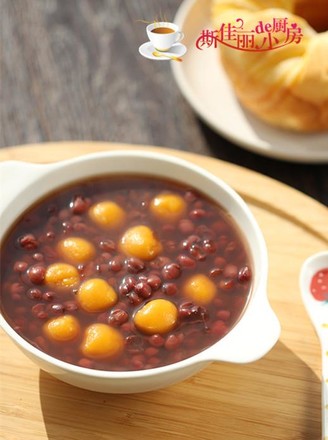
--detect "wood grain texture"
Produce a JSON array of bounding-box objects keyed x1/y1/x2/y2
[
  {"x1": 0, "y1": 0, "x2": 327, "y2": 206},
  {"x1": 1, "y1": 142, "x2": 327, "y2": 440}
]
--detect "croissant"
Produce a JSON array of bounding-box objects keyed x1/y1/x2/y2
[{"x1": 211, "y1": 0, "x2": 328, "y2": 131}]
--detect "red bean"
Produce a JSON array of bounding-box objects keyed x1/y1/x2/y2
[
  {"x1": 13, "y1": 261, "x2": 28, "y2": 273},
  {"x1": 97, "y1": 263, "x2": 109, "y2": 273},
  {"x1": 59, "y1": 208, "x2": 70, "y2": 220},
  {"x1": 125, "y1": 335, "x2": 144, "y2": 353},
  {"x1": 189, "y1": 243, "x2": 206, "y2": 261},
  {"x1": 223, "y1": 264, "x2": 238, "y2": 279},
  {"x1": 134, "y1": 282, "x2": 152, "y2": 298},
  {"x1": 46, "y1": 231, "x2": 56, "y2": 241},
  {"x1": 108, "y1": 309, "x2": 129, "y2": 326},
  {"x1": 212, "y1": 221, "x2": 229, "y2": 234},
  {"x1": 101, "y1": 252, "x2": 111, "y2": 261},
  {"x1": 32, "y1": 303, "x2": 45, "y2": 317},
  {"x1": 37, "y1": 311, "x2": 48, "y2": 320},
  {"x1": 99, "y1": 239, "x2": 116, "y2": 252},
  {"x1": 150, "y1": 256, "x2": 171, "y2": 270},
  {"x1": 209, "y1": 267, "x2": 223, "y2": 278},
  {"x1": 43, "y1": 245, "x2": 57, "y2": 259},
  {"x1": 26, "y1": 288, "x2": 43, "y2": 300},
  {"x1": 126, "y1": 257, "x2": 145, "y2": 273},
  {"x1": 162, "y1": 224, "x2": 175, "y2": 234},
  {"x1": 32, "y1": 253, "x2": 44, "y2": 262},
  {"x1": 165, "y1": 240, "x2": 177, "y2": 253},
  {"x1": 216, "y1": 310, "x2": 231, "y2": 321},
  {"x1": 217, "y1": 236, "x2": 228, "y2": 250},
  {"x1": 178, "y1": 302, "x2": 207, "y2": 323},
  {"x1": 131, "y1": 354, "x2": 145, "y2": 369},
  {"x1": 225, "y1": 241, "x2": 237, "y2": 256},
  {"x1": 149, "y1": 334, "x2": 165, "y2": 347},
  {"x1": 184, "y1": 190, "x2": 198, "y2": 203},
  {"x1": 63, "y1": 301, "x2": 78, "y2": 312},
  {"x1": 238, "y1": 265, "x2": 252, "y2": 283},
  {"x1": 49, "y1": 303, "x2": 65, "y2": 314},
  {"x1": 78, "y1": 358, "x2": 95, "y2": 369},
  {"x1": 147, "y1": 274, "x2": 162, "y2": 291},
  {"x1": 165, "y1": 334, "x2": 181, "y2": 351},
  {"x1": 146, "y1": 356, "x2": 160, "y2": 368},
  {"x1": 18, "y1": 234, "x2": 38, "y2": 250},
  {"x1": 177, "y1": 254, "x2": 196, "y2": 269},
  {"x1": 180, "y1": 235, "x2": 200, "y2": 250},
  {"x1": 119, "y1": 275, "x2": 136, "y2": 295},
  {"x1": 218, "y1": 279, "x2": 235, "y2": 291},
  {"x1": 80, "y1": 262, "x2": 97, "y2": 278},
  {"x1": 127, "y1": 291, "x2": 142, "y2": 305},
  {"x1": 14, "y1": 317, "x2": 26, "y2": 329},
  {"x1": 42, "y1": 291, "x2": 55, "y2": 302},
  {"x1": 214, "y1": 256, "x2": 226, "y2": 267},
  {"x1": 62, "y1": 221, "x2": 73, "y2": 233},
  {"x1": 202, "y1": 239, "x2": 217, "y2": 254},
  {"x1": 70, "y1": 195, "x2": 90, "y2": 214},
  {"x1": 10, "y1": 282, "x2": 24, "y2": 296},
  {"x1": 162, "y1": 283, "x2": 178, "y2": 296},
  {"x1": 189, "y1": 208, "x2": 206, "y2": 220},
  {"x1": 144, "y1": 347, "x2": 159, "y2": 357},
  {"x1": 27, "y1": 265, "x2": 46, "y2": 284},
  {"x1": 73, "y1": 222, "x2": 88, "y2": 233},
  {"x1": 178, "y1": 218, "x2": 195, "y2": 235},
  {"x1": 210, "y1": 320, "x2": 227, "y2": 337},
  {"x1": 34, "y1": 336, "x2": 48, "y2": 350},
  {"x1": 109, "y1": 256, "x2": 124, "y2": 272},
  {"x1": 162, "y1": 263, "x2": 181, "y2": 280}
]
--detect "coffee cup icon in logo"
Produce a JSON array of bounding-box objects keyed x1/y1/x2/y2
[
  {"x1": 139, "y1": 20, "x2": 187, "y2": 61},
  {"x1": 147, "y1": 22, "x2": 184, "y2": 52}
]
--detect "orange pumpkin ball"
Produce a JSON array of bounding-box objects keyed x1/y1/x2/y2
[
  {"x1": 45, "y1": 263, "x2": 80, "y2": 290},
  {"x1": 150, "y1": 192, "x2": 187, "y2": 223},
  {"x1": 44, "y1": 315, "x2": 80, "y2": 342},
  {"x1": 88, "y1": 201, "x2": 126, "y2": 230},
  {"x1": 183, "y1": 274, "x2": 217, "y2": 305},
  {"x1": 77, "y1": 278, "x2": 118, "y2": 312},
  {"x1": 57, "y1": 237, "x2": 95, "y2": 264},
  {"x1": 119, "y1": 225, "x2": 162, "y2": 261},
  {"x1": 134, "y1": 299, "x2": 178, "y2": 335},
  {"x1": 81, "y1": 323, "x2": 124, "y2": 359}
]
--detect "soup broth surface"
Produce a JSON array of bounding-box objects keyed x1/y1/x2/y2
[{"x1": 0, "y1": 175, "x2": 253, "y2": 371}]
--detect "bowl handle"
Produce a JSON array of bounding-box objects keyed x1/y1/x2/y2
[
  {"x1": 207, "y1": 293, "x2": 280, "y2": 364},
  {"x1": 0, "y1": 161, "x2": 47, "y2": 212}
]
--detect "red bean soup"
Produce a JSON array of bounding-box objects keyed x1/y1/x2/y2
[{"x1": 0, "y1": 175, "x2": 253, "y2": 371}]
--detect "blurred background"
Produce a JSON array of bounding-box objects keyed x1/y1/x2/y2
[{"x1": 0, "y1": 0, "x2": 327, "y2": 205}]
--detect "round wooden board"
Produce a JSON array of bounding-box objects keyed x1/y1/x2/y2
[{"x1": 1, "y1": 142, "x2": 327, "y2": 440}]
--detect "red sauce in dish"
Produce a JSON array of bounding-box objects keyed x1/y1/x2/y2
[
  {"x1": 0, "y1": 175, "x2": 253, "y2": 371},
  {"x1": 310, "y1": 268, "x2": 328, "y2": 301}
]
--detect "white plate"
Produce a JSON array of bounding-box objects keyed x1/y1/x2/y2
[
  {"x1": 139, "y1": 42, "x2": 187, "y2": 60},
  {"x1": 171, "y1": 0, "x2": 328, "y2": 163}
]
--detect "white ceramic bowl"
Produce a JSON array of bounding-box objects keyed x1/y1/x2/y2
[{"x1": 0, "y1": 150, "x2": 280, "y2": 393}]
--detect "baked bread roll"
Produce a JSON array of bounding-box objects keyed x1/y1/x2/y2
[{"x1": 211, "y1": 0, "x2": 328, "y2": 132}]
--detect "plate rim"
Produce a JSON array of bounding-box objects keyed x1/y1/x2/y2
[{"x1": 171, "y1": 0, "x2": 328, "y2": 163}]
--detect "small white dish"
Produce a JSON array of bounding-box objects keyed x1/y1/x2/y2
[
  {"x1": 139, "y1": 42, "x2": 187, "y2": 60},
  {"x1": 171, "y1": 0, "x2": 328, "y2": 163},
  {"x1": 300, "y1": 251, "x2": 328, "y2": 438}
]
